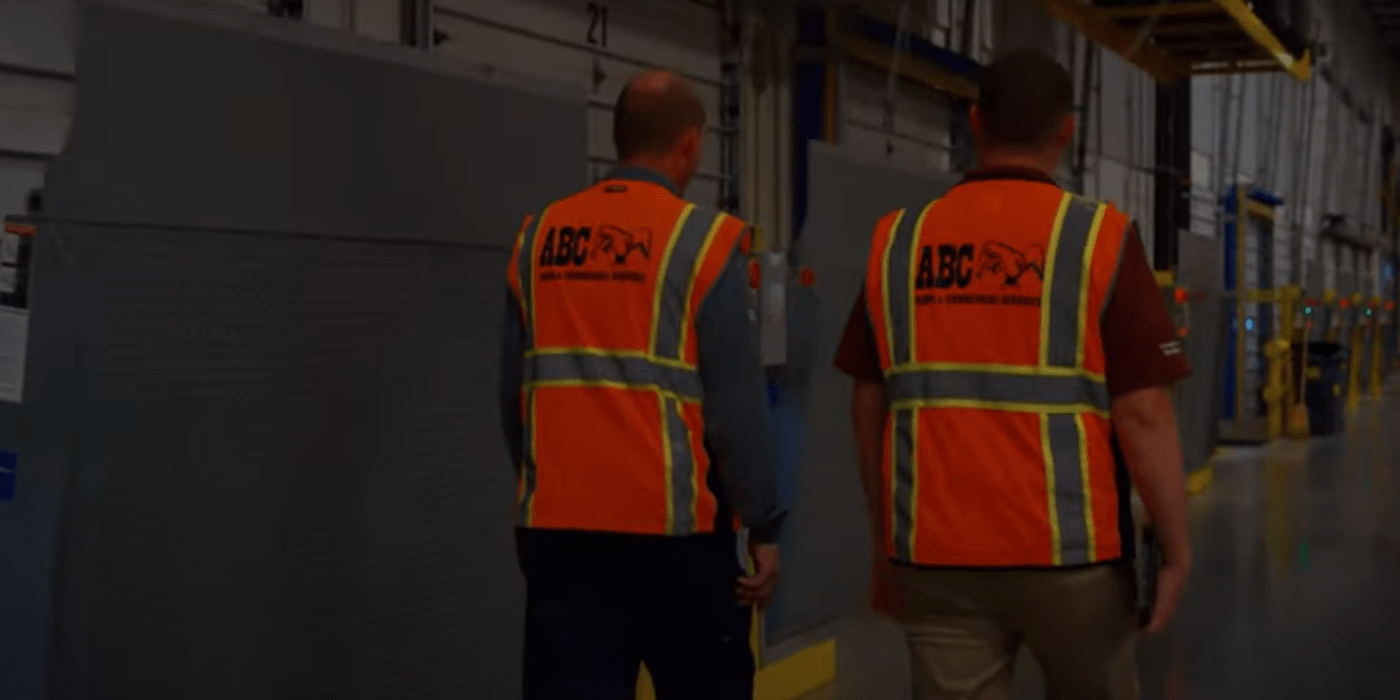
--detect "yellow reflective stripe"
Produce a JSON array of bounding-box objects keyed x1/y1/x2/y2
[
  {"x1": 1040, "y1": 415, "x2": 1061, "y2": 566},
  {"x1": 677, "y1": 212, "x2": 728, "y2": 359},
  {"x1": 888, "y1": 397, "x2": 1110, "y2": 419},
  {"x1": 879, "y1": 210, "x2": 906, "y2": 368},
  {"x1": 1075, "y1": 204, "x2": 1108, "y2": 369},
  {"x1": 524, "y1": 347, "x2": 696, "y2": 372},
  {"x1": 1075, "y1": 413, "x2": 1096, "y2": 559},
  {"x1": 887, "y1": 361, "x2": 1105, "y2": 383},
  {"x1": 525, "y1": 204, "x2": 556, "y2": 343},
  {"x1": 1038, "y1": 194, "x2": 1073, "y2": 368},
  {"x1": 649, "y1": 204, "x2": 697, "y2": 356},
  {"x1": 905, "y1": 202, "x2": 934, "y2": 362},
  {"x1": 658, "y1": 390, "x2": 676, "y2": 535}
]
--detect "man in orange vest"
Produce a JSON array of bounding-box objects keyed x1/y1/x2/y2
[
  {"x1": 834, "y1": 50, "x2": 1192, "y2": 699},
  {"x1": 500, "y1": 70, "x2": 784, "y2": 699}
]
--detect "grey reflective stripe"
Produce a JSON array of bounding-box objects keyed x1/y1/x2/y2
[
  {"x1": 1044, "y1": 197, "x2": 1102, "y2": 367},
  {"x1": 884, "y1": 209, "x2": 919, "y2": 367},
  {"x1": 516, "y1": 211, "x2": 548, "y2": 351},
  {"x1": 661, "y1": 395, "x2": 696, "y2": 535},
  {"x1": 652, "y1": 206, "x2": 725, "y2": 361},
  {"x1": 517, "y1": 390, "x2": 538, "y2": 525},
  {"x1": 891, "y1": 408, "x2": 916, "y2": 562},
  {"x1": 524, "y1": 352, "x2": 703, "y2": 401},
  {"x1": 885, "y1": 370, "x2": 1109, "y2": 411},
  {"x1": 1044, "y1": 413, "x2": 1092, "y2": 565}
]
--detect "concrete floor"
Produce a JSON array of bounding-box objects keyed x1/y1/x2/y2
[{"x1": 803, "y1": 377, "x2": 1400, "y2": 700}]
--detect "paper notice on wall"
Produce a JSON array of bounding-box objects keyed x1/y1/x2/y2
[{"x1": 0, "y1": 221, "x2": 34, "y2": 404}]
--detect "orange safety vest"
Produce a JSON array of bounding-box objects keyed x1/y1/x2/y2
[
  {"x1": 506, "y1": 177, "x2": 748, "y2": 536},
  {"x1": 864, "y1": 180, "x2": 1131, "y2": 568}
]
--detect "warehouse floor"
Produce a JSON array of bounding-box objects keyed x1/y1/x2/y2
[{"x1": 801, "y1": 376, "x2": 1400, "y2": 700}]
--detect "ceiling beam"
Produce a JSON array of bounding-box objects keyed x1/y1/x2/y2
[{"x1": 1102, "y1": 2, "x2": 1220, "y2": 19}]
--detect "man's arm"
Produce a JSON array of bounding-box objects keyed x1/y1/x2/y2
[
  {"x1": 695, "y1": 248, "x2": 785, "y2": 544},
  {"x1": 833, "y1": 293, "x2": 889, "y2": 547},
  {"x1": 498, "y1": 292, "x2": 526, "y2": 472},
  {"x1": 1102, "y1": 226, "x2": 1192, "y2": 631}
]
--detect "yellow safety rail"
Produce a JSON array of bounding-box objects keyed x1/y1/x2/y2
[
  {"x1": 1322, "y1": 289, "x2": 1343, "y2": 343},
  {"x1": 1368, "y1": 296, "x2": 1386, "y2": 400},
  {"x1": 1263, "y1": 286, "x2": 1301, "y2": 440}
]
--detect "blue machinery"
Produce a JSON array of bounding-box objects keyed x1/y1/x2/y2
[{"x1": 1222, "y1": 183, "x2": 1284, "y2": 426}]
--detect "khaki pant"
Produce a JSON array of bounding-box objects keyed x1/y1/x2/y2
[{"x1": 896, "y1": 564, "x2": 1139, "y2": 700}]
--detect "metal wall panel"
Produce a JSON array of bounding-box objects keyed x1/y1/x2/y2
[
  {"x1": 767, "y1": 141, "x2": 958, "y2": 643},
  {"x1": 46, "y1": 0, "x2": 585, "y2": 245},
  {"x1": 0, "y1": 2, "x2": 588, "y2": 698},
  {"x1": 44, "y1": 224, "x2": 521, "y2": 700}
]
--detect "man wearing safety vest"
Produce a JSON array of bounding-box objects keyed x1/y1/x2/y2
[
  {"x1": 834, "y1": 50, "x2": 1193, "y2": 700},
  {"x1": 500, "y1": 70, "x2": 784, "y2": 699}
]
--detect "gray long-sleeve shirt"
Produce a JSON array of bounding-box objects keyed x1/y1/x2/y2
[{"x1": 498, "y1": 168, "x2": 785, "y2": 543}]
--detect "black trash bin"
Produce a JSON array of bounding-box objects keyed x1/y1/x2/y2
[{"x1": 1293, "y1": 341, "x2": 1347, "y2": 436}]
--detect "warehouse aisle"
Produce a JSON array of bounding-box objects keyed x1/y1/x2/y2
[{"x1": 805, "y1": 377, "x2": 1400, "y2": 700}]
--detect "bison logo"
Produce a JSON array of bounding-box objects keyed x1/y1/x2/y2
[
  {"x1": 592, "y1": 225, "x2": 652, "y2": 265},
  {"x1": 977, "y1": 241, "x2": 1045, "y2": 287}
]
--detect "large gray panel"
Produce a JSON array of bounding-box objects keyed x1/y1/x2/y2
[
  {"x1": 1176, "y1": 233, "x2": 1226, "y2": 473},
  {"x1": 37, "y1": 223, "x2": 520, "y2": 699},
  {"x1": 0, "y1": 2, "x2": 588, "y2": 698},
  {"x1": 767, "y1": 142, "x2": 959, "y2": 642},
  {"x1": 45, "y1": 0, "x2": 586, "y2": 245}
]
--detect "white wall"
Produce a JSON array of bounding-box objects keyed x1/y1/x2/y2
[
  {"x1": 0, "y1": 0, "x2": 74, "y2": 220},
  {"x1": 1080, "y1": 47, "x2": 1156, "y2": 264},
  {"x1": 1186, "y1": 0, "x2": 1399, "y2": 298},
  {"x1": 833, "y1": 0, "x2": 996, "y2": 173},
  {"x1": 432, "y1": 0, "x2": 734, "y2": 212}
]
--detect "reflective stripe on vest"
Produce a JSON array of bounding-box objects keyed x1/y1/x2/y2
[
  {"x1": 879, "y1": 192, "x2": 1108, "y2": 565},
  {"x1": 515, "y1": 203, "x2": 728, "y2": 535}
]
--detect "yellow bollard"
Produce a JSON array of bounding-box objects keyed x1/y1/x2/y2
[
  {"x1": 1263, "y1": 337, "x2": 1288, "y2": 440},
  {"x1": 1346, "y1": 293, "x2": 1365, "y2": 413}
]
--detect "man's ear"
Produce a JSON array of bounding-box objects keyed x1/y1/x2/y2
[{"x1": 1056, "y1": 114, "x2": 1075, "y2": 148}]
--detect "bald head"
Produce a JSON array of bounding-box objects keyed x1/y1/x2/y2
[{"x1": 613, "y1": 70, "x2": 706, "y2": 161}]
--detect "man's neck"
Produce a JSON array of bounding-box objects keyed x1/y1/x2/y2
[
  {"x1": 618, "y1": 157, "x2": 681, "y2": 189},
  {"x1": 975, "y1": 152, "x2": 1059, "y2": 177}
]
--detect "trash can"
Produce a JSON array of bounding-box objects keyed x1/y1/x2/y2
[{"x1": 1294, "y1": 341, "x2": 1347, "y2": 436}]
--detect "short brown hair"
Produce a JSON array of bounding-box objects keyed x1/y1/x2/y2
[
  {"x1": 976, "y1": 50, "x2": 1074, "y2": 149},
  {"x1": 612, "y1": 72, "x2": 706, "y2": 159}
]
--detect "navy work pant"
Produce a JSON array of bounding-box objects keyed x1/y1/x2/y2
[{"x1": 517, "y1": 528, "x2": 755, "y2": 700}]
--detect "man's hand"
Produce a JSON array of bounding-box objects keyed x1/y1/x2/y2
[
  {"x1": 1145, "y1": 560, "x2": 1190, "y2": 634},
  {"x1": 737, "y1": 542, "x2": 780, "y2": 608},
  {"x1": 870, "y1": 554, "x2": 903, "y2": 619}
]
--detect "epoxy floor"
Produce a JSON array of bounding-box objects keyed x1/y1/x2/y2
[{"x1": 809, "y1": 376, "x2": 1400, "y2": 700}]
